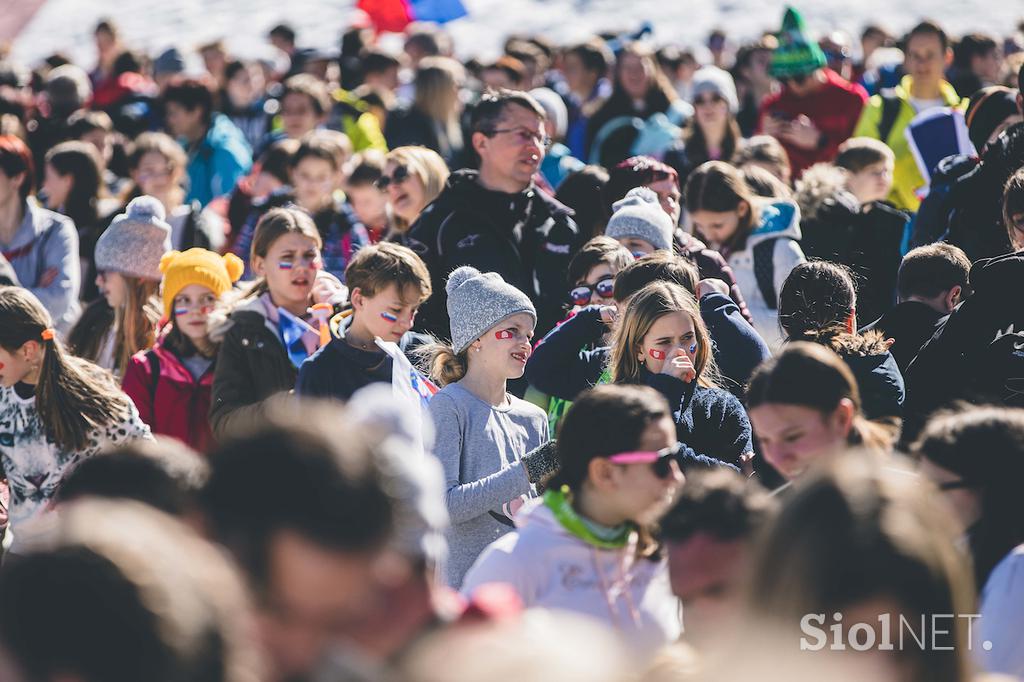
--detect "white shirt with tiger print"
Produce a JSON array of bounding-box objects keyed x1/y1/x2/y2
[{"x1": 0, "y1": 384, "x2": 152, "y2": 547}]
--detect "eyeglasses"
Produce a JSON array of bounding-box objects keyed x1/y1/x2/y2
[
  {"x1": 486, "y1": 127, "x2": 552, "y2": 149},
  {"x1": 607, "y1": 444, "x2": 682, "y2": 480},
  {"x1": 569, "y1": 276, "x2": 615, "y2": 307},
  {"x1": 375, "y1": 165, "x2": 410, "y2": 191}
]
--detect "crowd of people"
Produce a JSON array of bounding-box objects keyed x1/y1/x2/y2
[{"x1": 2, "y1": 6, "x2": 1024, "y2": 681}]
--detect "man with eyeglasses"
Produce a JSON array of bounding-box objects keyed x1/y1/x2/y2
[
  {"x1": 758, "y1": 7, "x2": 867, "y2": 178},
  {"x1": 406, "y1": 89, "x2": 580, "y2": 345}
]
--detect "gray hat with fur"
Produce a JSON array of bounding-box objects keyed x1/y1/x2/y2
[
  {"x1": 94, "y1": 196, "x2": 172, "y2": 281},
  {"x1": 446, "y1": 266, "x2": 536, "y2": 354},
  {"x1": 605, "y1": 187, "x2": 675, "y2": 252}
]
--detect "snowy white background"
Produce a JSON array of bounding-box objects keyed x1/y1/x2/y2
[{"x1": 11, "y1": 0, "x2": 1023, "y2": 68}]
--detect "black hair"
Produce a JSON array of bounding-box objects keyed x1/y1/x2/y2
[
  {"x1": 566, "y1": 235, "x2": 632, "y2": 287},
  {"x1": 469, "y1": 88, "x2": 546, "y2": 135},
  {"x1": 897, "y1": 243, "x2": 971, "y2": 301},
  {"x1": 163, "y1": 79, "x2": 215, "y2": 123},
  {"x1": 612, "y1": 251, "x2": 699, "y2": 301},
  {"x1": 905, "y1": 20, "x2": 950, "y2": 52},
  {"x1": 363, "y1": 49, "x2": 402, "y2": 75},
  {"x1": 554, "y1": 165, "x2": 610, "y2": 241},
  {"x1": 914, "y1": 407, "x2": 1024, "y2": 588},
  {"x1": 660, "y1": 468, "x2": 776, "y2": 544},
  {"x1": 56, "y1": 438, "x2": 208, "y2": 517},
  {"x1": 269, "y1": 23, "x2": 296, "y2": 45}
]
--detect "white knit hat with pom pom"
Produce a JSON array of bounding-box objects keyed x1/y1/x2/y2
[{"x1": 94, "y1": 195, "x2": 173, "y2": 281}]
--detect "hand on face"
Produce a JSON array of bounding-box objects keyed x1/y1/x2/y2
[{"x1": 658, "y1": 347, "x2": 697, "y2": 383}]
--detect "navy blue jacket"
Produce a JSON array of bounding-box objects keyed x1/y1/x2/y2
[
  {"x1": 296, "y1": 318, "x2": 431, "y2": 401},
  {"x1": 525, "y1": 293, "x2": 770, "y2": 401}
]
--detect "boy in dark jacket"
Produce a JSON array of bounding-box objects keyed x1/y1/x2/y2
[
  {"x1": 861, "y1": 243, "x2": 970, "y2": 372},
  {"x1": 297, "y1": 243, "x2": 433, "y2": 400},
  {"x1": 406, "y1": 90, "x2": 580, "y2": 341}
]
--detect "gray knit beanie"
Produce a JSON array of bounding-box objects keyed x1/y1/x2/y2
[
  {"x1": 94, "y1": 196, "x2": 172, "y2": 281},
  {"x1": 605, "y1": 187, "x2": 675, "y2": 252},
  {"x1": 446, "y1": 266, "x2": 536, "y2": 354}
]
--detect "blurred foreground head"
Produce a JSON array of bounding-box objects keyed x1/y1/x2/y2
[{"x1": 0, "y1": 499, "x2": 260, "y2": 682}]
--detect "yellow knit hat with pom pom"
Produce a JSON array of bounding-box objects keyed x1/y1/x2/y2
[{"x1": 159, "y1": 248, "x2": 244, "y2": 319}]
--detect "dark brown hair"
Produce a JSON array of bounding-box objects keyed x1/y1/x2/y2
[
  {"x1": 0, "y1": 287, "x2": 132, "y2": 452},
  {"x1": 684, "y1": 160, "x2": 758, "y2": 253},
  {"x1": 566, "y1": 236, "x2": 633, "y2": 287}
]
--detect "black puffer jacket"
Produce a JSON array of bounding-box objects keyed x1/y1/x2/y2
[
  {"x1": 943, "y1": 122, "x2": 1024, "y2": 261},
  {"x1": 406, "y1": 170, "x2": 580, "y2": 341}
]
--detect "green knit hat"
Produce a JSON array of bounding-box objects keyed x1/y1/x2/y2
[{"x1": 770, "y1": 6, "x2": 827, "y2": 78}]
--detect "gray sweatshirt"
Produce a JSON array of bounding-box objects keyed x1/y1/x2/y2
[
  {"x1": 0, "y1": 200, "x2": 80, "y2": 334},
  {"x1": 428, "y1": 381, "x2": 549, "y2": 588}
]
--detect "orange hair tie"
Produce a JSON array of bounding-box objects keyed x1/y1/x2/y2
[{"x1": 40, "y1": 329, "x2": 55, "y2": 341}]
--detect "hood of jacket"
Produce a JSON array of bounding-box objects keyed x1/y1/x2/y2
[
  {"x1": 795, "y1": 164, "x2": 860, "y2": 222},
  {"x1": 208, "y1": 291, "x2": 275, "y2": 343},
  {"x1": 747, "y1": 199, "x2": 802, "y2": 247},
  {"x1": 202, "y1": 113, "x2": 249, "y2": 151}
]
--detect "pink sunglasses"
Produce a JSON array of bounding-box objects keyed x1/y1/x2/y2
[{"x1": 606, "y1": 444, "x2": 681, "y2": 479}]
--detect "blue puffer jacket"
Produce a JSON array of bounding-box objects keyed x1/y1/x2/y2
[{"x1": 185, "y1": 114, "x2": 253, "y2": 207}]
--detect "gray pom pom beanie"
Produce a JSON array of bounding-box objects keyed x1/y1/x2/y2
[
  {"x1": 605, "y1": 187, "x2": 675, "y2": 252},
  {"x1": 94, "y1": 195, "x2": 173, "y2": 281},
  {"x1": 445, "y1": 266, "x2": 536, "y2": 354}
]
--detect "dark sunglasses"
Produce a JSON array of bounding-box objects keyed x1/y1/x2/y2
[
  {"x1": 694, "y1": 94, "x2": 725, "y2": 106},
  {"x1": 607, "y1": 443, "x2": 682, "y2": 480},
  {"x1": 375, "y1": 165, "x2": 410, "y2": 191},
  {"x1": 779, "y1": 74, "x2": 809, "y2": 86},
  {"x1": 569, "y1": 276, "x2": 615, "y2": 306}
]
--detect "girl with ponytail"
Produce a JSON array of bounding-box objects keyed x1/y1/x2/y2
[
  {"x1": 0, "y1": 287, "x2": 151, "y2": 548},
  {"x1": 777, "y1": 260, "x2": 904, "y2": 422}
]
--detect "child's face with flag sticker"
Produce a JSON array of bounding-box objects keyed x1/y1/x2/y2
[
  {"x1": 470, "y1": 313, "x2": 535, "y2": 380},
  {"x1": 253, "y1": 233, "x2": 322, "y2": 313},
  {"x1": 639, "y1": 311, "x2": 699, "y2": 374},
  {"x1": 173, "y1": 284, "x2": 218, "y2": 344},
  {"x1": 350, "y1": 283, "x2": 422, "y2": 345}
]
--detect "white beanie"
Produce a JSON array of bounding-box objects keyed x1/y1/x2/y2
[{"x1": 690, "y1": 66, "x2": 739, "y2": 114}]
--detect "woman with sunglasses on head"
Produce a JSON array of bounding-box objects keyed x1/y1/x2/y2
[
  {"x1": 378, "y1": 146, "x2": 450, "y2": 243},
  {"x1": 462, "y1": 383, "x2": 683, "y2": 652},
  {"x1": 664, "y1": 66, "x2": 743, "y2": 187}
]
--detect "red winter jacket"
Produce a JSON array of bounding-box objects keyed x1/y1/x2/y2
[{"x1": 122, "y1": 345, "x2": 215, "y2": 452}]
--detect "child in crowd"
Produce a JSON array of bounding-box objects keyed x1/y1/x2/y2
[
  {"x1": 79, "y1": 196, "x2": 170, "y2": 377},
  {"x1": 425, "y1": 266, "x2": 557, "y2": 588},
  {"x1": 778, "y1": 260, "x2": 905, "y2": 422},
  {"x1": 609, "y1": 281, "x2": 753, "y2": 469},
  {"x1": 527, "y1": 251, "x2": 769, "y2": 403},
  {"x1": 344, "y1": 151, "x2": 388, "y2": 242},
  {"x1": 233, "y1": 132, "x2": 368, "y2": 282},
  {"x1": 685, "y1": 160, "x2": 806, "y2": 348},
  {"x1": 861, "y1": 243, "x2": 970, "y2": 371},
  {"x1": 746, "y1": 342, "x2": 894, "y2": 483},
  {"x1": 122, "y1": 248, "x2": 244, "y2": 452},
  {"x1": 297, "y1": 242, "x2": 432, "y2": 400},
  {"x1": 527, "y1": 236, "x2": 633, "y2": 429},
  {"x1": 0, "y1": 287, "x2": 151, "y2": 548},
  {"x1": 210, "y1": 207, "x2": 344, "y2": 440},
  {"x1": 604, "y1": 188, "x2": 676, "y2": 257},
  {"x1": 795, "y1": 137, "x2": 908, "y2": 324},
  {"x1": 462, "y1": 384, "x2": 683, "y2": 650}
]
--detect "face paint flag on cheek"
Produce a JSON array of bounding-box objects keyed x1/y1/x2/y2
[
  {"x1": 648, "y1": 348, "x2": 666, "y2": 360},
  {"x1": 277, "y1": 261, "x2": 294, "y2": 270},
  {"x1": 380, "y1": 311, "x2": 399, "y2": 323},
  {"x1": 495, "y1": 329, "x2": 514, "y2": 340},
  {"x1": 174, "y1": 307, "x2": 189, "y2": 317},
  {"x1": 689, "y1": 342, "x2": 698, "y2": 354}
]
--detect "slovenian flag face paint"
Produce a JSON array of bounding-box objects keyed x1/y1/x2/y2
[
  {"x1": 174, "y1": 307, "x2": 190, "y2": 317},
  {"x1": 648, "y1": 348, "x2": 666, "y2": 360},
  {"x1": 495, "y1": 329, "x2": 514, "y2": 340},
  {"x1": 380, "y1": 311, "x2": 399, "y2": 323},
  {"x1": 689, "y1": 342, "x2": 698, "y2": 354},
  {"x1": 278, "y1": 261, "x2": 294, "y2": 270}
]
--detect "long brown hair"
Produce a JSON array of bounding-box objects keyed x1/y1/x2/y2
[
  {"x1": 609, "y1": 281, "x2": 721, "y2": 389},
  {"x1": 247, "y1": 207, "x2": 322, "y2": 299},
  {"x1": 684, "y1": 160, "x2": 759, "y2": 253},
  {"x1": 746, "y1": 343, "x2": 895, "y2": 452},
  {"x1": 114, "y1": 276, "x2": 162, "y2": 377},
  {"x1": 0, "y1": 287, "x2": 132, "y2": 452},
  {"x1": 683, "y1": 115, "x2": 741, "y2": 167}
]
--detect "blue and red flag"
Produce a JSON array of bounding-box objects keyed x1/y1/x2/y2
[{"x1": 356, "y1": 0, "x2": 468, "y2": 33}]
